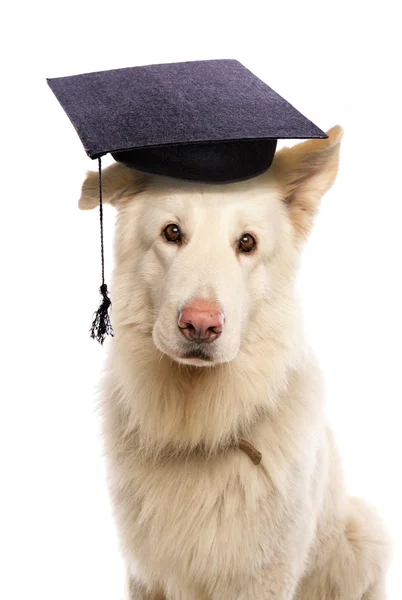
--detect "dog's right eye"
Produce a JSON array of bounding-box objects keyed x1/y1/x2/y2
[{"x1": 163, "y1": 223, "x2": 182, "y2": 244}]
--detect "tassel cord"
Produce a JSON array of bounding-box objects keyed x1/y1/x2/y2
[{"x1": 90, "y1": 157, "x2": 114, "y2": 344}]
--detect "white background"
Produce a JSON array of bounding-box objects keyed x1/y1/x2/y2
[{"x1": 1, "y1": 1, "x2": 401, "y2": 598}]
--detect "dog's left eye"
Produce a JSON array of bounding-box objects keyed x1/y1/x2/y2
[
  {"x1": 238, "y1": 233, "x2": 257, "y2": 253},
  {"x1": 163, "y1": 223, "x2": 182, "y2": 243}
]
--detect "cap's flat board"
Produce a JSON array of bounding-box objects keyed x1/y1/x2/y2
[{"x1": 47, "y1": 59, "x2": 326, "y2": 159}]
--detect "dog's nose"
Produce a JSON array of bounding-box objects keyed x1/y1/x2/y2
[{"x1": 178, "y1": 300, "x2": 224, "y2": 343}]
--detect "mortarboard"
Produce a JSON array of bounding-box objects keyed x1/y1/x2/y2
[{"x1": 47, "y1": 59, "x2": 326, "y2": 344}]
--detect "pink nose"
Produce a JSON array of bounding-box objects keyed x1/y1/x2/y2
[{"x1": 178, "y1": 299, "x2": 224, "y2": 343}]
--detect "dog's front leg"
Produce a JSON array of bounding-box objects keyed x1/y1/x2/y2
[
  {"x1": 126, "y1": 576, "x2": 166, "y2": 600},
  {"x1": 213, "y1": 562, "x2": 298, "y2": 600},
  {"x1": 238, "y1": 569, "x2": 297, "y2": 600}
]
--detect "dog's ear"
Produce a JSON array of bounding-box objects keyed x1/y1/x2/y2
[
  {"x1": 78, "y1": 162, "x2": 149, "y2": 210},
  {"x1": 273, "y1": 125, "x2": 343, "y2": 240}
]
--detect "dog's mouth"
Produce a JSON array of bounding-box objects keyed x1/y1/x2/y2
[
  {"x1": 168, "y1": 339, "x2": 220, "y2": 366},
  {"x1": 176, "y1": 348, "x2": 214, "y2": 367},
  {"x1": 175, "y1": 344, "x2": 215, "y2": 367},
  {"x1": 153, "y1": 324, "x2": 236, "y2": 367},
  {"x1": 182, "y1": 347, "x2": 213, "y2": 361}
]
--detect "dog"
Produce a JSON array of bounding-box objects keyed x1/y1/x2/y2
[{"x1": 79, "y1": 126, "x2": 391, "y2": 599}]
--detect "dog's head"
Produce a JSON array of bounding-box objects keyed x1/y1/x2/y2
[{"x1": 80, "y1": 127, "x2": 342, "y2": 367}]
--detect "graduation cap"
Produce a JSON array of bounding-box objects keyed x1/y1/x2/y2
[{"x1": 47, "y1": 59, "x2": 326, "y2": 344}]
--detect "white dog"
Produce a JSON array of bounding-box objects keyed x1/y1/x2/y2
[{"x1": 79, "y1": 126, "x2": 390, "y2": 599}]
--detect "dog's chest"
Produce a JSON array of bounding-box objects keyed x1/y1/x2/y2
[{"x1": 112, "y1": 449, "x2": 281, "y2": 582}]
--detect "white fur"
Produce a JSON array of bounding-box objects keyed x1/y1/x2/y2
[{"x1": 80, "y1": 127, "x2": 391, "y2": 599}]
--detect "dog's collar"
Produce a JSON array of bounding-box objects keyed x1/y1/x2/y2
[
  {"x1": 238, "y1": 439, "x2": 262, "y2": 465},
  {"x1": 132, "y1": 433, "x2": 262, "y2": 466}
]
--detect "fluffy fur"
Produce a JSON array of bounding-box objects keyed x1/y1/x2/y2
[{"x1": 80, "y1": 126, "x2": 391, "y2": 599}]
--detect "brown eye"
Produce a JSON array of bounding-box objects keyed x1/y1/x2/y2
[
  {"x1": 163, "y1": 223, "x2": 182, "y2": 243},
  {"x1": 238, "y1": 233, "x2": 257, "y2": 253}
]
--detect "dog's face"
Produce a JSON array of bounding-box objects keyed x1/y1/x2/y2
[
  {"x1": 80, "y1": 127, "x2": 342, "y2": 367},
  {"x1": 127, "y1": 176, "x2": 290, "y2": 366}
]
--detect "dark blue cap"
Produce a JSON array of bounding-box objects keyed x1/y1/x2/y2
[{"x1": 47, "y1": 59, "x2": 327, "y2": 184}]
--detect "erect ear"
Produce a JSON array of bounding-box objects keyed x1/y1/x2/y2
[
  {"x1": 78, "y1": 162, "x2": 149, "y2": 210},
  {"x1": 272, "y1": 125, "x2": 343, "y2": 241}
]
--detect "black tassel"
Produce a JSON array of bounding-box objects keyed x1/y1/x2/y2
[
  {"x1": 90, "y1": 156, "x2": 114, "y2": 344},
  {"x1": 90, "y1": 283, "x2": 114, "y2": 344}
]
